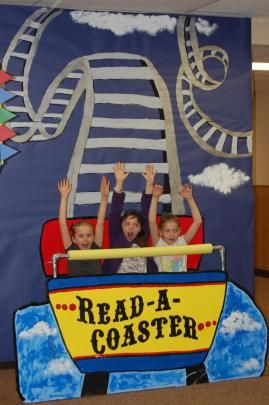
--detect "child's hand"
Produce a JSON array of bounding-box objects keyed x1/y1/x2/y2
[
  {"x1": 142, "y1": 164, "x2": 156, "y2": 184},
  {"x1": 179, "y1": 184, "x2": 193, "y2": 200},
  {"x1": 113, "y1": 162, "x2": 130, "y2": 183},
  {"x1": 58, "y1": 179, "x2": 72, "y2": 198},
  {"x1": 152, "y1": 184, "x2": 163, "y2": 198},
  {"x1": 100, "y1": 176, "x2": 110, "y2": 199}
]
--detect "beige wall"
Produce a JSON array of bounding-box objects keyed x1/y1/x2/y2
[
  {"x1": 253, "y1": 77, "x2": 269, "y2": 270},
  {"x1": 253, "y1": 81, "x2": 269, "y2": 186}
]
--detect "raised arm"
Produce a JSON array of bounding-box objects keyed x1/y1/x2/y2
[
  {"x1": 142, "y1": 164, "x2": 156, "y2": 194},
  {"x1": 149, "y1": 184, "x2": 163, "y2": 246},
  {"x1": 180, "y1": 185, "x2": 202, "y2": 244},
  {"x1": 57, "y1": 179, "x2": 72, "y2": 250},
  {"x1": 94, "y1": 176, "x2": 110, "y2": 247},
  {"x1": 113, "y1": 161, "x2": 130, "y2": 192},
  {"x1": 109, "y1": 162, "x2": 129, "y2": 240}
]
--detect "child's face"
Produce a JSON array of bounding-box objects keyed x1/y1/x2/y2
[
  {"x1": 121, "y1": 215, "x2": 141, "y2": 242},
  {"x1": 72, "y1": 224, "x2": 94, "y2": 250},
  {"x1": 159, "y1": 220, "x2": 180, "y2": 245}
]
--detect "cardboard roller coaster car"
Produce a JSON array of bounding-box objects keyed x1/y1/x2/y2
[
  {"x1": 40, "y1": 216, "x2": 204, "y2": 276},
  {"x1": 48, "y1": 243, "x2": 227, "y2": 373},
  {"x1": 15, "y1": 235, "x2": 268, "y2": 403}
]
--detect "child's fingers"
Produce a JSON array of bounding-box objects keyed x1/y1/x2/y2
[
  {"x1": 142, "y1": 165, "x2": 156, "y2": 178},
  {"x1": 113, "y1": 161, "x2": 121, "y2": 171},
  {"x1": 58, "y1": 179, "x2": 65, "y2": 189},
  {"x1": 113, "y1": 162, "x2": 126, "y2": 174},
  {"x1": 153, "y1": 184, "x2": 163, "y2": 194},
  {"x1": 146, "y1": 164, "x2": 155, "y2": 173},
  {"x1": 58, "y1": 179, "x2": 71, "y2": 191}
]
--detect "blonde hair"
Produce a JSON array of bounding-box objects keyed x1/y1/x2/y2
[
  {"x1": 159, "y1": 214, "x2": 180, "y2": 230},
  {"x1": 71, "y1": 221, "x2": 94, "y2": 237}
]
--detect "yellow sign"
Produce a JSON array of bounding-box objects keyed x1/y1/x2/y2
[{"x1": 49, "y1": 279, "x2": 226, "y2": 360}]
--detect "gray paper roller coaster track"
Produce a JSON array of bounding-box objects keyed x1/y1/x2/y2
[
  {"x1": 176, "y1": 16, "x2": 252, "y2": 158},
  {"x1": 2, "y1": 7, "x2": 183, "y2": 215},
  {"x1": 2, "y1": 10, "x2": 252, "y2": 217}
]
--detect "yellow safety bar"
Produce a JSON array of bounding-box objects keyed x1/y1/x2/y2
[
  {"x1": 51, "y1": 243, "x2": 226, "y2": 278},
  {"x1": 67, "y1": 243, "x2": 214, "y2": 261}
]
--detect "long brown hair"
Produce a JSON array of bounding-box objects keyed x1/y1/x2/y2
[{"x1": 120, "y1": 210, "x2": 148, "y2": 247}]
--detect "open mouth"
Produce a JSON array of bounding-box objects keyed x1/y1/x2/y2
[
  {"x1": 80, "y1": 244, "x2": 90, "y2": 249},
  {"x1": 127, "y1": 232, "x2": 134, "y2": 241},
  {"x1": 167, "y1": 239, "x2": 176, "y2": 244}
]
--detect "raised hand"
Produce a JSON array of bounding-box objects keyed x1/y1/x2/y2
[
  {"x1": 179, "y1": 184, "x2": 202, "y2": 244},
  {"x1": 100, "y1": 176, "x2": 110, "y2": 200},
  {"x1": 142, "y1": 164, "x2": 156, "y2": 183},
  {"x1": 58, "y1": 179, "x2": 72, "y2": 198},
  {"x1": 179, "y1": 184, "x2": 193, "y2": 200},
  {"x1": 142, "y1": 164, "x2": 156, "y2": 194},
  {"x1": 113, "y1": 162, "x2": 130, "y2": 183},
  {"x1": 152, "y1": 184, "x2": 163, "y2": 199},
  {"x1": 113, "y1": 162, "x2": 130, "y2": 192},
  {"x1": 58, "y1": 179, "x2": 72, "y2": 249}
]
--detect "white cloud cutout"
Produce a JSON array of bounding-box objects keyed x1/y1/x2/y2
[
  {"x1": 188, "y1": 163, "x2": 250, "y2": 194},
  {"x1": 220, "y1": 311, "x2": 262, "y2": 336},
  {"x1": 44, "y1": 358, "x2": 77, "y2": 376},
  {"x1": 195, "y1": 17, "x2": 218, "y2": 37},
  {"x1": 19, "y1": 321, "x2": 57, "y2": 339},
  {"x1": 70, "y1": 11, "x2": 177, "y2": 36},
  {"x1": 238, "y1": 358, "x2": 260, "y2": 372}
]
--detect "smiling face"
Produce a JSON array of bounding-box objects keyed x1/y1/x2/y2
[
  {"x1": 159, "y1": 219, "x2": 180, "y2": 245},
  {"x1": 71, "y1": 223, "x2": 95, "y2": 250},
  {"x1": 121, "y1": 214, "x2": 142, "y2": 242}
]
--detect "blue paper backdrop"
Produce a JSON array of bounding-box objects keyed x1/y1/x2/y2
[{"x1": 0, "y1": 6, "x2": 252, "y2": 362}]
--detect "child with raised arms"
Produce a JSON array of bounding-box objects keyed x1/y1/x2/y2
[
  {"x1": 148, "y1": 183, "x2": 209, "y2": 384},
  {"x1": 57, "y1": 176, "x2": 110, "y2": 276},
  {"x1": 103, "y1": 161, "x2": 157, "y2": 274},
  {"x1": 149, "y1": 183, "x2": 202, "y2": 272}
]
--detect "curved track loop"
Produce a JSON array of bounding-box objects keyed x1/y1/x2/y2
[{"x1": 176, "y1": 16, "x2": 252, "y2": 158}]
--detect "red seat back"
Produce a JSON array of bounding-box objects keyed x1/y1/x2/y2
[{"x1": 40, "y1": 216, "x2": 204, "y2": 276}]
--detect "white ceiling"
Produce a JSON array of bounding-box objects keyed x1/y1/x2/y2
[
  {"x1": 1, "y1": 0, "x2": 269, "y2": 87},
  {"x1": 1, "y1": 1, "x2": 269, "y2": 51},
  {"x1": 0, "y1": 0, "x2": 269, "y2": 17}
]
